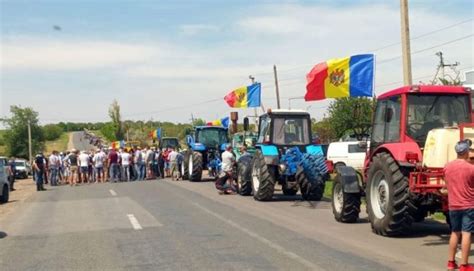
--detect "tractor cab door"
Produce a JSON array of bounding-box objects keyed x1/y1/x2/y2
[
  {"x1": 369, "y1": 95, "x2": 401, "y2": 155},
  {"x1": 257, "y1": 115, "x2": 271, "y2": 144}
]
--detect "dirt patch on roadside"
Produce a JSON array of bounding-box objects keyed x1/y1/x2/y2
[{"x1": 0, "y1": 178, "x2": 36, "y2": 218}]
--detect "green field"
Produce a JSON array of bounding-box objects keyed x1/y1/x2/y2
[{"x1": 44, "y1": 132, "x2": 70, "y2": 154}]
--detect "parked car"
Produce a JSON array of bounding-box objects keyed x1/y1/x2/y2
[
  {"x1": 327, "y1": 141, "x2": 368, "y2": 171},
  {"x1": 15, "y1": 159, "x2": 31, "y2": 179},
  {"x1": 0, "y1": 156, "x2": 10, "y2": 203}
]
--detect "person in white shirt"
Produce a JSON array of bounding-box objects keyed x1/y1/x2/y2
[
  {"x1": 93, "y1": 149, "x2": 106, "y2": 183},
  {"x1": 215, "y1": 144, "x2": 236, "y2": 194},
  {"x1": 48, "y1": 151, "x2": 61, "y2": 186},
  {"x1": 120, "y1": 149, "x2": 131, "y2": 182},
  {"x1": 168, "y1": 148, "x2": 179, "y2": 181},
  {"x1": 134, "y1": 147, "x2": 145, "y2": 180},
  {"x1": 78, "y1": 150, "x2": 90, "y2": 183}
]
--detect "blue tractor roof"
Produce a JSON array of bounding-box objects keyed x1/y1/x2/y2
[{"x1": 195, "y1": 126, "x2": 228, "y2": 130}]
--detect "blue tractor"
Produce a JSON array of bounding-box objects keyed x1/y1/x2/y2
[
  {"x1": 182, "y1": 126, "x2": 229, "y2": 182},
  {"x1": 237, "y1": 110, "x2": 329, "y2": 200}
]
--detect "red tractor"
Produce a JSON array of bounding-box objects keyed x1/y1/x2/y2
[{"x1": 331, "y1": 85, "x2": 474, "y2": 236}]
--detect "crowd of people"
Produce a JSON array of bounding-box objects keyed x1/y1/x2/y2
[{"x1": 31, "y1": 146, "x2": 184, "y2": 191}]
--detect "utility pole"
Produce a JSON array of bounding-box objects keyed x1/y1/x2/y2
[
  {"x1": 190, "y1": 113, "x2": 195, "y2": 125},
  {"x1": 432, "y1": 51, "x2": 460, "y2": 84},
  {"x1": 27, "y1": 120, "x2": 32, "y2": 165},
  {"x1": 400, "y1": 0, "x2": 413, "y2": 85},
  {"x1": 249, "y1": 75, "x2": 259, "y2": 131},
  {"x1": 273, "y1": 65, "x2": 281, "y2": 109}
]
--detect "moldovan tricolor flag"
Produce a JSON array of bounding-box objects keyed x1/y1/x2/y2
[
  {"x1": 305, "y1": 54, "x2": 374, "y2": 101},
  {"x1": 207, "y1": 117, "x2": 230, "y2": 128},
  {"x1": 224, "y1": 83, "x2": 261, "y2": 108}
]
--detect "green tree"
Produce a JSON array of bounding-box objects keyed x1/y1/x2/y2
[
  {"x1": 327, "y1": 97, "x2": 375, "y2": 139},
  {"x1": 100, "y1": 122, "x2": 118, "y2": 142},
  {"x1": 108, "y1": 99, "x2": 124, "y2": 140},
  {"x1": 2, "y1": 105, "x2": 44, "y2": 158},
  {"x1": 42, "y1": 124, "x2": 63, "y2": 141},
  {"x1": 311, "y1": 117, "x2": 336, "y2": 143},
  {"x1": 192, "y1": 118, "x2": 206, "y2": 126}
]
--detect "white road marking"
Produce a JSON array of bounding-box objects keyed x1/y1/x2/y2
[
  {"x1": 127, "y1": 214, "x2": 143, "y2": 230},
  {"x1": 109, "y1": 189, "x2": 117, "y2": 196},
  {"x1": 191, "y1": 202, "x2": 322, "y2": 271}
]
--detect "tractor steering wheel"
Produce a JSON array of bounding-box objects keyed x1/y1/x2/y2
[{"x1": 407, "y1": 122, "x2": 423, "y2": 138}]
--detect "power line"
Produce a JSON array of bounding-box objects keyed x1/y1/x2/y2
[
  {"x1": 377, "y1": 33, "x2": 473, "y2": 64},
  {"x1": 252, "y1": 18, "x2": 473, "y2": 76},
  {"x1": 371, "y1": 18, "x2": 473, "y2": 52}
]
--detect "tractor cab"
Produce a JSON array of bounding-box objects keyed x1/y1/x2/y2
[
  {"x1": 368, "y1": 85, "x2": 472, "y2": 168},
  {"x1": 257, "y1": 109, "x2": 312, "y2": 150}
]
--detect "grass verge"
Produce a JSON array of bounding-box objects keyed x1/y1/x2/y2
[{"x1": 45, "y1": 132, "x2": 70, "y2": 153}]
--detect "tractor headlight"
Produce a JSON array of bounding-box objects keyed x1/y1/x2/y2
[{"x1": 278, "y1": 163, "x2": 287, "y2": 173}]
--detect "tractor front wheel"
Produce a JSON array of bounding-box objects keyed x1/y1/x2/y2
[
  {"x1": 332, "y1": 175, "x2": 361, "y2": 223},
  {"x1": 366, "y1": 152, "x2": 416, "y2": 236},
  {"x1": 188, "y1": 152, "x2": 203, "y2": 182},
  {"x1": 251, "y1": 151, "x2": 275, "y2": 201},
  {"x1": 237, "y1": 160, "x2": 252, "y2": 196},
  {"x1": 297, "y1": 167, "x2": 324, "y2": 201},
  {"x1": 181, "y1": 152, "x2": 189, "y2": 180}
]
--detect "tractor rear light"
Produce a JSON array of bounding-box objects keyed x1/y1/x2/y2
[
  {"x1": 326, "y1": 160, "x2": 334, "y2": 173},
  {"x1": 405, "y1": 152, "x2": 419, "y2": 163}
]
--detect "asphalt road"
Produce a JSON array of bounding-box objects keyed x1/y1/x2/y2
[
  {"x1": 69, "y1": 131, "x2": 97, "y2": 151},
  {"x1": 0, "y1": 177, "x2": 450, "y2": 271}
]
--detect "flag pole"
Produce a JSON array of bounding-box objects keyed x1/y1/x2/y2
[
  {"x1": 273, "y1": 65, "x2": 281, "y2": 109},
  {"x1": 249, "y1": 75, "x2": 259, "y2": 132}
]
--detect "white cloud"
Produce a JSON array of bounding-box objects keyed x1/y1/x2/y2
[
  {"x1": 1, "y1": 2, "x2": 473, "y2": 123},
  {"x1": 178, "y1": 24, "x2": 220, "y2": 36},
  {"x1": 1, "y1": 37, "x2": 157, "y2": 70}
]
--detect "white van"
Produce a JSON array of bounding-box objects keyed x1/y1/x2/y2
[
  {"x1": 0, "y1": 156, "x2": 10, "y2": 203},
  {"x1": 327, "y1": 141, "x2": 368, "y2": 171}
]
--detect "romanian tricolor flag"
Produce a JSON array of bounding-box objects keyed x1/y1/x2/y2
[
  {"x1": 224, "y1": 83, "x2": 261, "y2": 108},
  {"x1": 305, "y1": 54, "x2": 374, "y2": 101},
  {"x1": 207, "y1": 117, "x2": 230, "y2": 128}
]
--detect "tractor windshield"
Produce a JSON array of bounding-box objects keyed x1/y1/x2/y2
[
  {"x1": 162, "y1": 138, "x2": 179, "y2": 149},
  {"x1": 406, "y1": 94, "x2": 471, "y2": 145},
  {"x1": 196, "y1": 128, "x2": 228, "y2": 147},
  {"x1": 272, "y1": 116, "x2": 311, "y2": 145}
]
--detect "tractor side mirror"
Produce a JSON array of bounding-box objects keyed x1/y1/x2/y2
[
  {"x1": 186, "y1": 135, "x2": 194, "y2": 146},
  {"x1": 243, "y1": 117, "x2": 249, "y2": 131}
]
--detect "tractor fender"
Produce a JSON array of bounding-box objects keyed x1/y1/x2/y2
[
  {"x1": 336, "y1": 166, "x2": 361, "y2": 193},
  {"x1": 256, "y1": 145, "x2": 280, "y2": 165}
]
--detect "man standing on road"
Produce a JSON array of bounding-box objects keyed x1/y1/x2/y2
[
  {"x1": 134, "y1": 147, "x2": 145, "y2": 180},
  {"x1": 7, "y1": 157, "x2": 16, "y2": 191},
  {"x1": 93, "y1": 149, "x2": 106, "y2": 183},
  {"x1": 120, "y1": 148, "x2": 131, "y2": 182},
  {"x1": 78, "y1": 150, "x2": 90, "y2": 184},
  {"x1": 33, "y1": 153, "x2": 46, "y2": 191},
  {"x1": 445, "y1": 139, "x2": 474, "y2": 271},
  {"x1": 215, "y1": 144, "x2": 236, "y2": 194},
  {"x1": 108, "y1": 148, "x2": 120, "y2": 183},
  {"x1": 68, "y1": 150, "x2": 79, "y2": 186},
  {"x1": 48, "y1": 151, "x2": 60, "y2": 186},
  {"x1": 168, "y1": 147, "x2": 179, "y2": 181}
]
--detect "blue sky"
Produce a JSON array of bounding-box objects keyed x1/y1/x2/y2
[{"x1": 1, "y1": 0, "x2": 473, "y2": 124}]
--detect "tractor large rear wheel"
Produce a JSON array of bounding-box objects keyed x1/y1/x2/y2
[
  {"x1": 188, "y1": 152, "x2": 203, "y2": 182},
  {"x1": 251, "y1": 151, "x2": 275, "y2": 201},
  {"x1": 366, "y1": 152, "x2": 416, "y2": 236}
]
